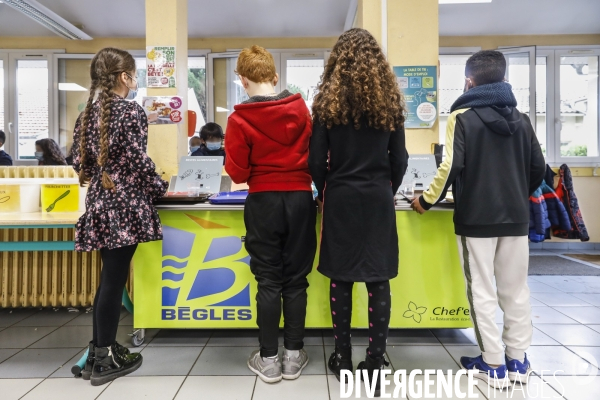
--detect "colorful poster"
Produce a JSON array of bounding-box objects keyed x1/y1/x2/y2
[
  {"x1": 140, "y1": 96, "x2": 183, "y2": 124},
  {"x1": 394, "y1": 66, "x2": 438, "y2": 129},
  {"x1": 146, "y1": 46, "x2": 176, "y2": 88},
  {"x1": 134, "y1": 210, "x2": 471, "y2": 329}
]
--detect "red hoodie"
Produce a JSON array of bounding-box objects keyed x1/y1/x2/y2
[{"x1": 224, "y1": 93, "x2": 313, "y2": 193}]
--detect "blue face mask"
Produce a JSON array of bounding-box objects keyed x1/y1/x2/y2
[
  {"x1": 206, "y1": 142, "x2": 221, "y2": 151},
  {"x1": 190, "y1": 146, "x2": 200, "y2": 153},
  {"x1": 125, "y1": 73, "x2": 138, "y2": 100},
  {"x1": 35, "y1": 151, "x2": 44, "y2": 161}
]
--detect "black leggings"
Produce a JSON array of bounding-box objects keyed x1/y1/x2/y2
[
  {"x1": 93, "y1": 244, "x2": 138, "y2": 348},
  {"x1": 330, "y1": 280, "x2": 391, "y2": 359}
]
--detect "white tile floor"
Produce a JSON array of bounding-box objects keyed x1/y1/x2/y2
[{"x1": 1, "y1": 251, "x2": 600, "y2": 399}]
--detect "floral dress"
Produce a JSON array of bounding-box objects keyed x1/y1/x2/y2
[{"x1": 72, "y1": 95, "x2": 168, "y2": 251}]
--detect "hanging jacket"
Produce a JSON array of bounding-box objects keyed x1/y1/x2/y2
[
  {"x1": 529, "y1": 186, "x2": 550, "y2": 243},
  {"x1": 553, "y1": 164, "x2": 590, "y2": 241},
  {"x1": 540, "y1": 180, "x2": 571, "y2": 231}
]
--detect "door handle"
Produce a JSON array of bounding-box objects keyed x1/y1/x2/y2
[
  {"x1": 8, "y1": 122, "x2": 13, "y2": 134},
  {"x1": 554, "y1": 118, "x2": 562, "y2": 132}
]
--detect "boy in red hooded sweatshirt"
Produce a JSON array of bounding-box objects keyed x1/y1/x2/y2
[{"x1": 225, "y1": 45, "x2": 317, "y2": 384}]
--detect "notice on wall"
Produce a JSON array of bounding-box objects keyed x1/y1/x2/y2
[
  {"x1": 146, "y1": 46, "x2": 176, "y2": 88},
  {"x1": 141, "y1": 96, "x2": 183, "y2": 124},
  {"x1": 393, "y1": 66, "x2": 438, "y2": 129}
]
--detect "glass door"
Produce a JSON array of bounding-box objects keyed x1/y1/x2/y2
[
  {"x1": 7, "y1": 52, "x2": 54, "y2": 162},
  {"x1": 498, "y1": 47, "x2": 537, "y2": 127},
  {"x1": 280, "y1": 52, "x2": 326, "y2": 112}
]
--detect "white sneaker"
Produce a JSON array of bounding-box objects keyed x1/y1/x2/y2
[
  {"x1": 247, "y1": 350, "x2": 282, "y2": 383},
  {"x1": 282, "y1": 349, "x2": 309, "y2": 380}
]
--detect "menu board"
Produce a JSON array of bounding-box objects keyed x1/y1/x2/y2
[
  {"x1": 394, "y1": 66, "x2": 438, "y2": 129},
  {"x1": 141, "y1": 96, "x2": 183, "y2": 124},
  {"x1": 146, "y1": 46, "x2": 176, "y2": 88}
]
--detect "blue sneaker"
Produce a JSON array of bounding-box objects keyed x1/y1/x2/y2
[
  {"x1": 505, "y1": 354, "x2": 532, "y2": 384},
  {"x1": 460, "y1": 355, "x2": 511, "y2": 390}
]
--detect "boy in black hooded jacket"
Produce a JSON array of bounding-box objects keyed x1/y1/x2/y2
[{"x1": 412, "y1": 50, "x2": 545, "y2": 389}]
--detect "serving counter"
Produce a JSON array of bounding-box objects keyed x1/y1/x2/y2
[
  {"x1": 0, "y1": 203, "x2": 471, "y2": 331},
  {"x1": 133, "y1": 203, "x2": 471, "y2": 330}
]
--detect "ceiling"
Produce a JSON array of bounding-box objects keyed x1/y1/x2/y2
[{"x1": 0, "y1": 0, "x2": 598, "y2": 39}]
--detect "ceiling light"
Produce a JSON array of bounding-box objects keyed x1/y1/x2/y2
[
  {"x1": 216, "y1": 107, "x2": 230, "y2": 113},
  {"x1": 59, "y1": 83, "x2": 87, "y2": 91},
  {"x1": 439, "y1": 0, "x2": 492, "y2": 4},
  {"x1": 3, "y1": 0, "x2": 92, "y2": 40}
]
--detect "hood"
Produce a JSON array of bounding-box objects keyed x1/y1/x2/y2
[
  {"x1": 473, "y1": 106, "x2": 521, "y2": 136},
  {"x1": 231, "y1": 93, "x2": 309, "y2": 145}
]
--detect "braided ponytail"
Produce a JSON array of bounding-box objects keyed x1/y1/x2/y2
[
  {"x1": 85, "y1": 47, "x2": 136, "y2": 191},
  {"x1": 77, "y1": 82, "x2": 97, "y2": 186},
  {"x1": 97, "y1": 88, "x2": 116, "y2": 190}
]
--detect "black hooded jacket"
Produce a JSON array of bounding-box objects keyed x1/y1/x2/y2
[{"x1": 420, "y1": 105, "x2": 546, "y2": 237}]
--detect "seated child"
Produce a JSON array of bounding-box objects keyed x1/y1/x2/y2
[
  {"x1": 192, "y1": 123, "x2": 226, "y2": 163},
  {"x1": 189, "y1": 136, "x2": 202, "y2": 155}
]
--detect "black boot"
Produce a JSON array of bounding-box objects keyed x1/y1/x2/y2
[
  {"x1": 80, "y1": 342, "x2": 95, "y2": 380},
  {"x1": 328, "y1": 346, "x2": 353, "y2": 383},
  {"x1": 357, "y1": 350, "x2": 390, "y2": 397},
  {"x1": 91, "y1": 344, "x2": 143, "y2": 386}
]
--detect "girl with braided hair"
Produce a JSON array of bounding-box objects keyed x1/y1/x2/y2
[{"x1": 72, "y1": 47, "x2": 168, "y2": 386}]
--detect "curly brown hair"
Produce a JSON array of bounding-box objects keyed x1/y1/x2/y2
[
  {"x1": 78, "y1": 47, "x2": 136, "y2": 189},
  {"x1": 312, "y1": 28, "x2": 405, "y2": 131}
]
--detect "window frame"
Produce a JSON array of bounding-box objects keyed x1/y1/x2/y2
[{"x1": 536, "y1": 46, "x2": 600, "y2": 166}]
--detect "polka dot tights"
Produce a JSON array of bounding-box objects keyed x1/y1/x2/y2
[{"x1": 330, "y1": 280, "x2": 391, "y2": 359}]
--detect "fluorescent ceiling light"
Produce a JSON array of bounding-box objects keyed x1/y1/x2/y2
[
  {"x1": 216, "y1": 107, "x2": 230, "y2": 112},
  {"x1": 3, "y1": 0, "x2": 92, "y2": 40},
  {"x1": 439, "y1": 0, "x2": 491, "y2": 4},
  {"x1": 59, "y1": 83, "x2": 87, "y2": 91}
]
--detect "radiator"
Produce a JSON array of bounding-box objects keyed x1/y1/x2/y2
[{"x1": 0, "y1": 166, "x2": 132, "y2": 308}]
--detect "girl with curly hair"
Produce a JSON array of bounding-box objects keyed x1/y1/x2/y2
[
  {"x1": 309, "y1": 28, "x2": 409, "y2": 395},
  {"x1": 72, "y1": 47, "x2": 168, "y2": 386},
  {"x1": 35, "y1": 138, "x2": 67, "y2": 166}
]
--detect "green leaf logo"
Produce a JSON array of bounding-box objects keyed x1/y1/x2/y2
[{"x1": 403, "y1": 301, "x2": 427, "y2": 323}]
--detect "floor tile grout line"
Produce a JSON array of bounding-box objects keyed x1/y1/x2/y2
[
  {"x1": 16, "y1": 376, "x2": 45, "y2": 400},
  {"x1": 184, "y1": 330, "x2": 213, "y2": 377},
  {"x1": 170, "y1": 375, "x2": 189, "y2": 400},
  {"x1": 93, "y1": 380, "x2": 114, "y2": 400},
  {"x1": 250, "y1": 375, "x2": 258, "y2": 400}
]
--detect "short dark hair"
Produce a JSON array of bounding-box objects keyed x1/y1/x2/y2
[
  {"x1": 200, "y1": 123, "x2": 224, "y2": 141},
  {"x1": 0, "y1": 130, "x2": 5, "y2": 146},
  {"x1": 465, "y1": 50, "x2": 506, "y2": 86}
]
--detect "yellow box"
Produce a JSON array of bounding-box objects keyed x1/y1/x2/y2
[
  {"x1": 0, "y1": 185, "x2": 21, "y2": 212},
  {"x1": 41, "y1": 183, "x2": 80, "y2": 212}
]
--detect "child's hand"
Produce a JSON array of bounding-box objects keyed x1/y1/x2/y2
[{"x1": 411, "y1": 197, "x2": 426, "y2": 214}]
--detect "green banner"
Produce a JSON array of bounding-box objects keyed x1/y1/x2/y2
[{"x1": 134, "y1": 210, "x2": 471, "y2": 329}]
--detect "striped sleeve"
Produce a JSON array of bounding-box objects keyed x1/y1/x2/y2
[{"x1": 419, "y1": 109, "x2": 469, "y2": 210}]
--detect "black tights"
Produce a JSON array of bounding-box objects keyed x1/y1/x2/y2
[
  {"x1": 330, "y1": 280, "x2": 391, "y2": 359},
  {"x1": 93, "y1": 244, "x2": 137, "y2": 348}
]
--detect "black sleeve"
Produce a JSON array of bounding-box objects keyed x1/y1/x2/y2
[
  {"x1": 308, "y1": 120, "x2": 329, "y2": 201},
  {"x1": 529, "y1": 128, "x2": 546, "y2": 196},
  {"x1": 389, "y1": 125, "x2": 409, "y2": 195}
]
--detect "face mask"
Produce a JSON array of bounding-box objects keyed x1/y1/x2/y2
[
  {"x1": 125, "y1": 73, "x2": 138, "y2": 100},
  {"x1": 35, "y1": 151, "x2": 44, "y2": 161},
  {"x1": 206, "y1": 142, "x2": 221, "y2": 151},
  {"x1": 190, "y1": 146, "x2": 200, "y2": 153}
]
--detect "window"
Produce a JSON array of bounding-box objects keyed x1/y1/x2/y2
[
  {"x1": 0, "y1": 51, "x2": 55, "y2": 163},
  {"x1": 438, "y1": 50, "x2": 480, "y2": 144},
  {"x1": 207, "y1": 50, "x2": 328, "y2": 131},
  {"x1": 439, "y1": 47, "x2": 600, "y2": 165}
]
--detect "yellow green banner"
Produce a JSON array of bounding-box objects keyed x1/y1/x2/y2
[{"x1": 134, "y1": 210, "x2": 471, "y2": 329}]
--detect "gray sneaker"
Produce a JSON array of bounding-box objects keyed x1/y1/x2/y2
[
  {"x1": 282, "y1": 348, "x2": 309, "y2": 380},
  {"x1": 247, "y1": 350, "x2": 282, "y2": 383}
]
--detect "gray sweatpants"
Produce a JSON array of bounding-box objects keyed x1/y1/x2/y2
[{"x1": 456, "y1": 235, "x2": 532, "y2": 365}]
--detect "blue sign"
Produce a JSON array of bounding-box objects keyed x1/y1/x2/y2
[{"x1": 394, "y1": 66, "x2": 438, "y2": 129}]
